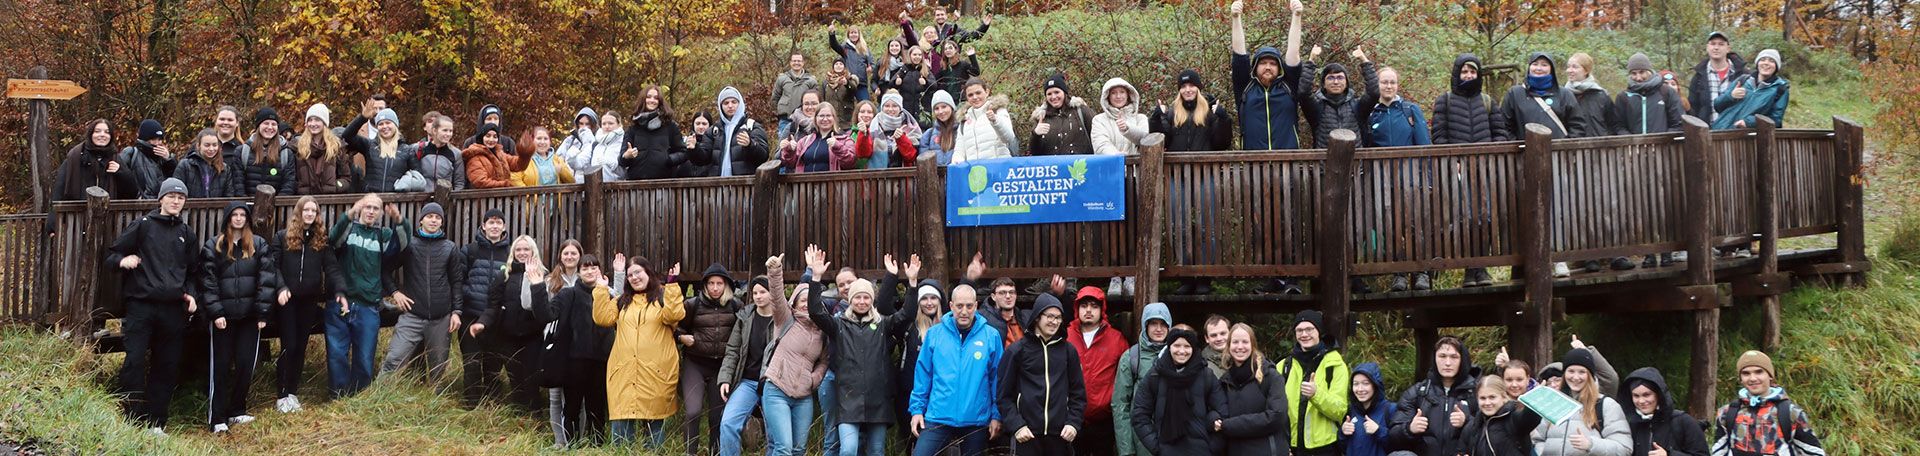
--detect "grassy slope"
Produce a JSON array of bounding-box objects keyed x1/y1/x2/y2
[{"x1": 2, "y1": 6, "x2": 1908, "y2": 455}]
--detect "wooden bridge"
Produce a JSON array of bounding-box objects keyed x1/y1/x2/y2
[{"x1": 0, "y1": 115, "x2": 1867, "y2": 417}]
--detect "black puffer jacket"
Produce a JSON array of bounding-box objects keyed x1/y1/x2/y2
[
  {"x1": 1432, "y1": 54, "x2": 1510, "y2": 144},
  {"x1": 273, "y1": 228, "x2": 343, "y2": 301},
  {"x1": 1620, "y1": 368, "x2": 1708, "y2": 456},
  {"x1": 1614, "y1": 80, "x2": 1687, "y2": 135},
  {"x1": 106, "y1": 210, "x2": 207, "y2": 302},
  {"x1": 398, "y1": 230, "x2": 468, "y2": 321},
  {"x1": 1029, "y1": 97, "x2": 1096, "y2": 156},
  {"x1": 341, "y1": 115, "x2": 416, "y2": 193},
  {"x1": 481, "y1": 262, "x2": 554, "y2": 338},
  {"x1": 202, "y1": 223, "x2": 277, "y2": 321},
  {"x1": 238, "y1": 136, "x2": 297, "y2": 195},
  {"x1": 1219, "y1": 361, "x2": 1291, "y2": 456},
  {"x1": 810, "y1": 275, "x2": 919, "y2": 424},
  {"x1": 1299, "y1": 60, "x2": 1377, "y2": 148},
  {"x1": 462, "y1": 233, "x2": 511, "y2": 323},
  {"x1": 1498, "y1": 53, "x2": 1578, "y2": 140},
  {"x1": 1149, "y1": 94, "x2": 1235, "y2": 152},
  {"x1": 621, "y1": 112, "x2": 684, "y2": 180},
  {"x1": 997, "y1": 295, "x2": 1087, "y2": 439},
  {"x1": 1456, "y1": 402, "x2": 1541, "y2": 456},
  {"x1": 171, "y1": 151, "x2": 246, "y2": 198},
  {"x1": 677, "y1": 263, "x2": 741, "y2": 361},
  {"x1": 687, "y1": 119, "x2": 769, "y2": 177},
  {"x1": 1390, "y1": 350, "x2": 1483, "y2": 456},
  {"x1": 118, "y1": 140, "x2": 178, "y2": 200}
]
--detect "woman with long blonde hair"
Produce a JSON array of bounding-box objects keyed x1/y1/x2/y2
[
  {"x1": 1215, "y1": 322, "x2": 1287, "y2": 454},
  {"x1": 467, "y1": 235, "x2": 554, "y2": 415}
]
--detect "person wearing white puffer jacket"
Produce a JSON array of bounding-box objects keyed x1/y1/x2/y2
[
  {"x1": 558, "y1": 107, "x2": 625, "y2": 181},
  {"x1": 949, "y1": 78, "x2": 1017, "y2": 164},
  {"x1": 1091, "y1": 77, "x2": 1149, "y2": 156}
]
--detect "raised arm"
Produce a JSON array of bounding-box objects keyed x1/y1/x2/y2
[
  {"x1": 1285, "y1": 0, "x2": 1303, "y2": 66},
  {"x1": 1229, "y1": 0, "x2": 1247, "y2": 55}
]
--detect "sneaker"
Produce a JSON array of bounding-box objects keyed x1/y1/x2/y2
[
  {"x1": 1279, "y1": 279, "x2": 1303, "y2": 295},
  {"x1": 1671, "y1": 251, "x2": 1688, "y2": 263},
  {"x1": 211, "y1": 423, "x2": 229, "y2": 434},
  {"x1": 1350, "y1": 277, "x2": 1373, "y2": 294},
  {"x1": 1582, "y1": 260, "x2": 1604, "y2": 273},
  {"x1": 1610, "y1": 257, "x2": 1637, "y2": 271},
  {"x1": 1123, "y1": 276, "x2": 1137, "y2": 296},
  {"x1": 1660, "y1": 252, "x2": 1677, "y2": 266},
  {"x1": 228, "y1": 415, "x2": 255, "y2": 426},
  {"x1": 1464, "y1": 268, "x2": 1493, "y2": 287},
  {"x1": 1107, "y1": 277, "x2": 1124, "y2": 297},
  {"x1": 284, "y1": 395, "x2": 302, "y2": 413},
  {"x1": 1192, "y1": 281, "x2": 1212, "y2": 295},
  {"x1": 1174, "y1": 281, "x2": 1196, "y2": 295},
  {"x1": 275, "y1": 396, "x2": 291, "y2": 413},
  {"x1": 148, "y1": 427, "x2": 168, "y2": 437},
  {"x1": 1642, "y1": 255, "x2": 1659, "y2": 269},
  {"x1": 1553, "y1": 262, "x2": 1571, "y2": 278},
  {"x1": 1412, "y1": 273, "x2": 1433, "y2": 291},
  {"x1": 1388, "y1": 275, "x2": 1410, "y2": 292}
]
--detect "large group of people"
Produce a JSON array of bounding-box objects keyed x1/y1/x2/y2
[{"x1": 66, "y1": 2, "x2": 1819, "y2": 454}]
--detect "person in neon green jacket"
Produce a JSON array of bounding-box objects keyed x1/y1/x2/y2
[{"x1": 1280, "y1": 310, "x2": 1349, "y2": 455}]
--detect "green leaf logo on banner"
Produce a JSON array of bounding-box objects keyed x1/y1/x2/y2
[
  {"x1": 1069, "y1": 158, "x2": 1088, "y2": 183},
  {"x1": 968, "y1": 165, "x2": 990, "y2": 193}
]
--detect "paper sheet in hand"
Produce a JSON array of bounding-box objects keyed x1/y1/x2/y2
[{"x1": 1518, "y1": 386, "x2": 1583, "y2": 425}]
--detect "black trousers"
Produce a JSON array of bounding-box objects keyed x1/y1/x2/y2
[
  {"x1": 208, "y1": 316, "x2": 263, "y2": 426},
  {"x1": 120, "y1": 300, "x2": 189, "y2": 428},
  {"x1": 276, "y1": 298, "x2": 324, "y2": 397},
  {"x1": 1074, "y1": 418, "x2": 1117, "y2": 456},
  {"x1": 462, "y1": 328, "x2": 542, "y2": 412},
  {"x1": 563, "y1": 358, "x2": 609, "y2": 445}
]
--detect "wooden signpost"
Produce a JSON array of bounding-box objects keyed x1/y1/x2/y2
[{"x1": 8, "y1": 67, "x2": 87, "y2": 332}]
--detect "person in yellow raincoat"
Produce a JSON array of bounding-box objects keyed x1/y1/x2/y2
[{"x1": 594, "y1": 256, "x2": 688, "y2": 448}]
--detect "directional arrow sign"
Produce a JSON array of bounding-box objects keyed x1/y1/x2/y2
[{"x1": 6, "y1": 79, "x2": 89, "y2": 100}]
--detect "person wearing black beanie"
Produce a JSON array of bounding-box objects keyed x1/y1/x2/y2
[
  {"x1": 1129, "y1": 328, "x2": 1223, "y2": 455},
  {"x1": 117, "y1": 119, "x2": 178, "y2": 200},
  {"x1": 457, "y1": 207, "x2": 514, "y2": 408},
  {"x1": 1029, "y1": 72, "x2": 1096, "y2": 156},
  {"x1": 1279, "y1": 308, "x2": 1350, "y2": 455}
]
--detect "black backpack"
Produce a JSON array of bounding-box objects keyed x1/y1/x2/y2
[{"x1": 1718, "y1": 398, "x2": 1803, "y2": 455}]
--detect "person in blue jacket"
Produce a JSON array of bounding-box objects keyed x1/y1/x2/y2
[
  {"x1": 1357, "y1": 64, "x2": 1435, "y2": 293},
  {"x1": 1710, "y1": 49, "x2": 1790, "y2": 131},
  {"x1": 1228, "y1": 0, "x2": 1305, "y2": 151},
  {"x1": 908, "y1": 284, "x2": 1004, "y2": 456},
  {"x1": 1341, "y1": 362, "x2": 1396, "y2": 456}
]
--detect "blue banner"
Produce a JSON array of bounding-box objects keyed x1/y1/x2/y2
[{"x1": 946, "y1": 154, "x2": 1127, "y2": 227}]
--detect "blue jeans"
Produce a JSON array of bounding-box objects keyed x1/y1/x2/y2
[
  {"x1": 717, "y1": 379, "x2": 764, "y2": 456},
  {"x1": 818, "y1": 371, "x2": 839, "y2": 454},
  {"x1": 913, "y1": 424, "x2": 988, "y2": 456},
  {"x1": 837, "y1": 422, "x2": 888, "y2": 456},
  {"x1": 762, "y1": 384, "x2": 816, "y2": 456},
  {"x1": 609, "y1": 419, "x2": 665, "y2": 448},
  {"x1": 778, "y1": 118, "x2": 795, "y2": 141},
  {"x1": 853, "y1": 85, "x2": 872, "y2": 102},
  {"x1": 323, "y1": 301, "x2": 379, "y2": 397}
]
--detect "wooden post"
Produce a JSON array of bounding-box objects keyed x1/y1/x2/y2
[
  {"x1": 752, "y1": 160, "x2": 783, "y2": 266},
  {"x1": 1681, "y1": 116, "x2": 1722, "y2": 418},
  {"x1": 251, "y1": 185, "x2": 277, "y2": 233},
  {"x1": 1511, "y1": 124, "x2": 1556, "y2": 368},
  {"x1": 1753, "y1": 117, "x2": 1782, "y2": 350},
  {"x1": 914, "y1": 153, "x2": 949, "y2": 286},
  {"x1": 1135, "y1": 133, "x2": 1167, "y2": 320},
  {"x1": 1833, "y1": 117, "x2": 1868, "y2": 286},
  {"x1": 1317, "y1": 129, "x2": 1356, "y2": 344},
  {"x1": 27, "y1": 67, "x2": 50, "y2": 213},
  {"x1": 66, "y1": 187, "x2": 112, "y2": 336},
  {"x1": 582, "y1": 170, "x2": 607, "y2": 262}
]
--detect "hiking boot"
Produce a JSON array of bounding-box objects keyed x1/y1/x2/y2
[
  {"x1": 1388, "y1": 275, "x2": 1410, "y2": 292},
  {"x1": 1610, "y1": 257, "x2": 1637, "y2": 271},
  {"x1": 1642, "y1": 255, "x2": 1659, "y2": 269},
  {"x1": 1192, "y1": 281, "x2": 1213, "y2": 295},
  {"x1": 1583, "y1": 260, "x2": 1604, "y2": 273},
  {"x1": 1553, "y1": 262, "x2": 1571, "y2": 278},
  {"x1": 1412, "y1": 273, "x2": 1433, "y2": 291},
  {"x1": 1351, "y1": 277, "x2": 1373, "y2": 294},
  {"x1": 1464, "y1": 268, "x2": 1493, "y2": 287}
]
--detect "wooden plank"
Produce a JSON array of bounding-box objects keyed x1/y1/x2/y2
[
  {"x1": 1513, "y1": 123, "x2": 1555, "y2": 369},
  {"x1": 915, "y1": 152, "x2": 949, "y2": 285},
  {"x1": 1681, "y1": 115, "x2": 1724, "y2": 419},
  {"x1": 66, "y1": 187, "x2": 111, "y2": 336},
  {"x1": 1318, "y1": 129, "x2": 1356, "y2": 344},
  {"x1": 1834, "y1": 117, "x2": 1868, "y2": 286},
  {"x1": 1753, "y1": 117, "x2": 1782, "y2": 349},
  {"x1": 1136, "y1": 134, "x2": 1166, "y2": 311}
]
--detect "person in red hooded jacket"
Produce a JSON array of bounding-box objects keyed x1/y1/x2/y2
[{"x1": 1068, "y1": 284, "x2": 1131, "y2": 456}]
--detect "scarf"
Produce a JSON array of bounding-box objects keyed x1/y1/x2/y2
[
  {"x1": 1154, "y1": 354, "x2": 1203, "y2": 442},
  {"x1": 416, "y1": 228, "x2": 445, "y2": 239},
  {"x1": 1566, "y1": 77, "x2": 1603, "y2": 94},
  {"x1": 633, "y1": 111, "x2": 663, "y2": 131},
  {"x1": 1452, "y1": 74, "x2": 1484, "y2": 97},
  {"x1": 875, "y1": 104, "x2": 906, "y2": 133},
  {"x1": 716, "y1": 86, "x2": 748, "y2": 176},
  {"x1": 1227, "y1": 360, "x2": 1256, "y2": 386},
  {"x1": 1292, "y1": 342, "x2": 1330, "y2": 374},
  {"x1": 1740, "y1": 386, "x2": 1786, "y2": 407},
  {"x1": 1628, "y1": 76, "x2": 1666, "y2": 95},
  {"x1": 1526, "y1": 73, "x2": 1558, "y2": 98}
]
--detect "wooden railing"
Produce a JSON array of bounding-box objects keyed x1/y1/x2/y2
[{"x1": 7, "y1": 117, "x2": 1866, "y2": 347}]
